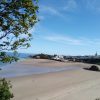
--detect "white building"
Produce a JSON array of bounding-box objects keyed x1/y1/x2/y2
[{"x1": 53, "y1": 55, "x2": 64, "y2": 61}]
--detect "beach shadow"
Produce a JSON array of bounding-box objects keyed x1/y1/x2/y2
[{"x1": 83, "y1": 68, "x2": 100, "y2": 72}]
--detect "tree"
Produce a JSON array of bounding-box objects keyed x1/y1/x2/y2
[
  {"x1": 0, "y1": 78, "x2": 14, "y2": 100},
  {"x1": 0, "y1": 0, "x2": 39, "y2": 100},
  {"x1": 0, "y1": 0, "x2": 38, "y2": 63}
]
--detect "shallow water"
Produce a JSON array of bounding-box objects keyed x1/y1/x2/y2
[{"x1": 0, "y1": 62, "x2": 80, "y2": 78}]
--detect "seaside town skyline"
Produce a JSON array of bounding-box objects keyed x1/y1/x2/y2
[{"x1": 18, "y1": 0, "x2": 100, "y2": 55}]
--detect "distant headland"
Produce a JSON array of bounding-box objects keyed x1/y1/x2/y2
[{"x1": 30, "y1": 52, "x2": 100, "y2": 65}]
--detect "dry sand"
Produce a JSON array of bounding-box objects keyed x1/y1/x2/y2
[{"x1": 8, "y1": 59, "x2": 100, "y2": 100}]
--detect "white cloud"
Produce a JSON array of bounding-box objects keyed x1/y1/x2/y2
[
  {"x1": 40, "y1": 5, "x2": 63, "y2": 17},
  {"x1": 77, "y1": 37, "x2": 100, "y2": 46},
  {"x1": 37, "y1": 33, "x2": 100, "y2": 47},
  {"x1": 41, "y1": 34, "x2": 82, "y2": 45},
  {"x1": 63, "y1": 0, "x2": 77, "y2": 12},
  {"x1": 85, "y1": 0, "x2": 100, "y2": 12}
]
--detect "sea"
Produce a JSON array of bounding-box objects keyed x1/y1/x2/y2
[
  {"x1": 0, "y1": 53, "x2": 79, "y2": 78},
  {"x1": 0, "y1": 53, "x2": 31, "y2": 68}
]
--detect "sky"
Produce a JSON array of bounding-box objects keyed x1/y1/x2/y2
[{"x1": 19, "y1": 0, "x2": 100, "y2": 56}]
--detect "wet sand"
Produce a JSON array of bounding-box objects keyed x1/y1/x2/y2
[{"x1": 7, "y1": 59, "x2": 100, "y2": 100}]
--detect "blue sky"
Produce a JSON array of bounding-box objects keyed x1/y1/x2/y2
[{"x1": 19, "y1": 0, "x2": 100, "y2": 55}]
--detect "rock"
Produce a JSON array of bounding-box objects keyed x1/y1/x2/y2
[
  {"x1": 0, "y1": 68, "x2": 2, "y2": 70},
  {"x1": 89, "y1": 65, "x2": 100, "y2": 71}
]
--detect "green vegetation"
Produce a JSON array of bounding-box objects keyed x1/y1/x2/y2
[
  {"x1": 95, "y1": 98, "x2": 100, "y2": 100},
  {"x1": 0, "y1": 78, "x2": 14, "y2": 100},
  {"x1": 31, "y1": 53, "x2": 53, "y2": 59},
  {"x1": 0, "y1": 0, "x2": 38, "y2": 63},
  {"x1": 82, "y1": 58, "x2": 100, "y2": 65},
  {"x1": 0, "y1": 52, "x2": 19, "y2": 63},
  {"x1": 0, "y1": 0, "x2": 39, "y2": 100}
]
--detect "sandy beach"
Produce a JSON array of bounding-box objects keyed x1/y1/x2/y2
[{"x1": 6, "y1": 59, "x2": 100, "y2": 100}]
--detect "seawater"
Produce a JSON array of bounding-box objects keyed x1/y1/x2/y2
[
  {"x1": 0, "y1": 53, "x2": 31, "y2": 68},
  {"x1": 0, "y1": 62, "x2": 79, "y2": 78},
  {"x1": 0, "y1": 53, "x2": 79, "y2": 78}
]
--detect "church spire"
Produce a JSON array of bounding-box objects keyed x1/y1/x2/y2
[{"x1": 95, "y1": 52, "x2": 98, "y2": 56}]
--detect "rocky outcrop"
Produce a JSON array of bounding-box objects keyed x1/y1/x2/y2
[{"x1": 89, "y1": 65, "x2": 100, "y2": 71}]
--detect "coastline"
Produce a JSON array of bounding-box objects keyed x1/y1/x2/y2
[
  {"x1": 0, "y1": 58, "x2": 90, "y2": 78},
  {"x1": 3, "y1": 59, "x2": 100, "y2": 100}
]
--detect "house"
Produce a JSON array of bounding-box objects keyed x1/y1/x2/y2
[{"x1": 52, "y1": 55, "x2": 64, "y2": 61}]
